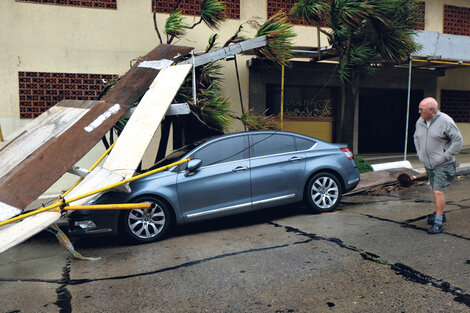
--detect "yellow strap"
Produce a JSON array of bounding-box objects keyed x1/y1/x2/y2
[{"x1": 50, "y1": 224, "x2": 101, "y2": 261}]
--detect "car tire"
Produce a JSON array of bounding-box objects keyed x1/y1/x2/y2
[
  {"x1": 119, "y1": 196, "x2": 172, "y2": 243},
  {"x1": 305, "y1": 172, "x2": 342, "y2": 212}
]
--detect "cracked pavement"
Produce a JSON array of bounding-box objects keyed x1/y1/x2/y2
[{"x1": 1, "y1": 176, "x2": 469, "y2": 313}]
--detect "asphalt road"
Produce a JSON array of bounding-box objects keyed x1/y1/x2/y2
[{"x1": 1, "y1": 176, "x2": 469, "y2": 313}]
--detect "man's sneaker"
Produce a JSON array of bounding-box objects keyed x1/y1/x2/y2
[
  {"x1": 428, "y1": 223, "x2": 443, "y2": 234},
  {"x1": 427, "y1": 213, "x2": 446, "y2": 225}
]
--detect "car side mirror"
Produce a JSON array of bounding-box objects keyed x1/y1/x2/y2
[{"x1": 185, "y1": 159, "x2": 202, "y2": 176}]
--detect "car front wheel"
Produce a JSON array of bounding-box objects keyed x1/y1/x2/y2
[
  {"x1": 305, "y1": 172, "x2": 342, "y2": 212},
  {"x1": 119, "y1": 196, "x2": 172, "y2": 243}
]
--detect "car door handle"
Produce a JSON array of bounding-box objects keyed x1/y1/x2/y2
[
  {"x1": 289, "y1": 156, "x2": 302, "y2": 161},
  {"x1": 232, "y1": 166, "x2": 248, "y2": 172}
]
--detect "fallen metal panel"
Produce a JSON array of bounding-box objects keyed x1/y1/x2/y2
[
  {"x1": 0, "y1": 64, "x2": 193, "y2": 252},
  {"x1": 0, "y1": 44, "x2": 192, "y2": 217}
]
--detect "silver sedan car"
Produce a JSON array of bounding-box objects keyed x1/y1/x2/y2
[{"x1": 69, "y1": 131, "x2": 360, "y2": 243}]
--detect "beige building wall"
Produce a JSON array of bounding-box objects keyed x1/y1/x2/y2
[{"x1": 428, "y1": 0, "x2": 470, "y2": 147}]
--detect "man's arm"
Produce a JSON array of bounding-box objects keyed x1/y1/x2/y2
[
  {"x1": 413, "y1": 123, "x2": 421, "y2": 155},
  {"x1": 445, "y1": 122, "x2": 463, "y2": 159}
]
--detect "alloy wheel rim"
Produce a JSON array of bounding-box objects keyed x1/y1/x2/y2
[
  {"x1": 127, "y1": 204, "x2": 165, "y2": 239},
  {"x1": 311, "y1": 176, "x2": 339, "y2": 209}
]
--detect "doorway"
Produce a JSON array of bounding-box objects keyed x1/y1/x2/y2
[{"x1": 359, "y1": 88, "x2": 423, "y2": 154}]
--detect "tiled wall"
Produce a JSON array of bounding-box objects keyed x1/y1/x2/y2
[
  {"x1": 18, "y1": 72, "x2": 116, "y2": 118},
  {"x1": 441, "y1": 90, "x2": 470, "y2": 123},
  {"x1": 152, "y1": 0, "x2": 240, "y2": 19},
  {"x1": 16, "y1": 0, "x2": 117, "y2": 9},
  {"x1": 415, "y1": 1, "x2": 425, "y2": 30},
  {"x1": 444, "y1": 5, "x2": 470, "y2": 36}
]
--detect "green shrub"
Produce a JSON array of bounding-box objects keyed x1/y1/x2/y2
[{"x1": 355, "y1": 156, "x2": 373, "y2": 173}]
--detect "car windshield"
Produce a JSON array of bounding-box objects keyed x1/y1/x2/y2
[{"x1": 141, "y1": 138, "x2": 209, "y2": 173}]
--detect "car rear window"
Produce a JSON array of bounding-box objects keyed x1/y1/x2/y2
[{"x1": 295, "y1": 137, "x2": 315, "y2": 150}]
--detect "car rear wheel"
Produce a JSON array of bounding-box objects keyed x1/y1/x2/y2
[
  {"x1": 119, "y1": 196, "x2": 172, "y2": 243},
  {"x1": 305, "y1": 172, "x2": 342, "y2": 212}
]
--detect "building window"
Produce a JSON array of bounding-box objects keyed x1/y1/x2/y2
[
  {"x1": 16, "y1": 0, "x2": 117, "y2": 9},
  {"x1": 152, "y1": 0, "x2": 240, "y2": 19},
  {"x1": 440, "y1": 90, "x2": 470, "y2": 123},
  {"x1": 414, "y1": 1, "x2": 425, "y2": 30},
  {"x1": 266, "y1": 84, "x2": 336, "y2": 119},
  {"x1": 18, "y1": 71, "x2": 116, "y2": 119},
  {"x1": 267, "y1": 0, "x2": 328, "y2": 27},
  {"x1": 444, "y1": 5, "x2": 470, "y2": 36}
]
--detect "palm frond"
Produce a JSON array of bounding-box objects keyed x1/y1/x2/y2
[
  {"x1": 201, "y1": 0, "x2": 226, "y2": 29},
  {"x1": 255, "y1": 11, "x2": 296, "y2": 67},
  {"x1": 239, "y1": 110, "x2": 278, "y2": 131},
  {"x1": 199, "y1": 61, "x2": 224, "y2": 88},
  {"x1": 199, "y1": 82, "x2": 233, "y2": 131},
  {"x1": 164, "y1": 10, "x2": 189, "y2": 39},
  {"x1": 290, "y1": 0, "x2": 329, "y2": 24},
  {"x1": 331, "y1": 0, "x2": 372, "y2": 29}
]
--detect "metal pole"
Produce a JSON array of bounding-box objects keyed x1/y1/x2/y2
[
  {"x1": 191, "y1": 50, "x2": 197, "y2": 106},
  {"x1": 404, "y1": 56, "x2": 413, "y2": 161},
  {"x1": 233, "y1": 55, "x2": 246, "y2": 131},
  {"x1": 281, "y1": 65, "x2": 285, "y2": 131}
]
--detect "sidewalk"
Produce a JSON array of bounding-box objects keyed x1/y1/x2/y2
[{"x1": 359, "y1": 146, "x2": 470, "y2": 172}]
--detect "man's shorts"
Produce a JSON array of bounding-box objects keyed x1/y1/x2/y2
[{"x1": 425, "y1": 162, "x2": 456, "y2": 191}]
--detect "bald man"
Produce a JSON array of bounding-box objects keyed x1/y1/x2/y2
[{"x1": 414, "y1": 97, "x2": 462, "y2": 234}]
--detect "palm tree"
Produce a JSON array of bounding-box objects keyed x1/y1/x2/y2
[
  {"x1": 290, "y1": 0, "x2": 421, "y2": 153},
  {"x1": 290, "y1": 0, "x2": 329, "y2": 60},
  {"x1": 150, "y1": 1, "x2": 295, "y2": 160}
]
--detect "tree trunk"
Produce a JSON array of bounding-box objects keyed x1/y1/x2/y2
[{"x1": 336, "y1": 79, "x2": 359, "y2": 154}]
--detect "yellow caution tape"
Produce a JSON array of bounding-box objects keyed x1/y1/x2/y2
[{"x1": 50, "y1": 224, "x2": 101, "y2": 261}]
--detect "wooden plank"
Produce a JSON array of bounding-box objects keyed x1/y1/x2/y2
[
  {"x1": 104, "y1": 64, "x2": 192, "y2": 178},
  {"x1": 122, "y1": 103, "x2": 191, "y2": 119},
  {"x1": 0, "y1": 44, "x2": 193, "y2": 215},
  {"x1": 0, "y1": 212, "x2": 61, "y2": 253},
  {"x1": 0, "y1": 167, "x2": 124, "y2": 253},
  {"x1": 0, "y1": 100, "x2": 96, "y2": 152},
  {"x1": 0, "y1": 101, "x2": 126, "y2": 212},
  {"x1": 0, "y1": 60, "x2": 193, "y2": 253},
  {"x1": 0, "y1": 100, "x2": 97, "y2": 181}
]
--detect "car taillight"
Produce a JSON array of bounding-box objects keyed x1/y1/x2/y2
[{"x1": 340, "y1": 148, "x2": 354, "y2": 160}]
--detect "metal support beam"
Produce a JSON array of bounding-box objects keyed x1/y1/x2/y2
[
  {"x1": 404, "y1": 56, "x2": 413, "y2": 161},
  {"x1": 179, "y1": 36, "x2": 268, "y2": 68}
]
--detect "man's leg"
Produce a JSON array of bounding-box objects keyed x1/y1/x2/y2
[
  {"x1": 429, "y1": 189, "x2": 445, "y2": 233},
  {"x1": 433, "y1": 190, "x2": 445, "y2": 216}
]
